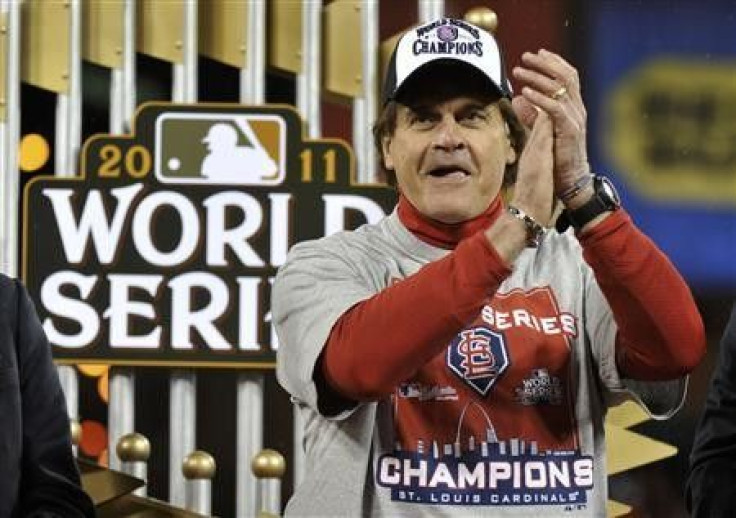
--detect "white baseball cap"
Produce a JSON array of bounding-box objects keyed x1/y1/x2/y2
[{"x1": 382, "y1": 17, "x2": 513, "y2": 105}]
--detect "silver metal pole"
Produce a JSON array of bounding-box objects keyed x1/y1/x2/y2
[
  {"x1": 0, "y1": 0, "x2": 7, "y2": 276},
  {"x1": 239, "y1": 0, "x2": 265, "y2": 104},
  {"x1": 54, "y1": 0, "x2": 83, "y2": 425},
  {"x1": 259, "y1": 478, "x2": 281, "y2": 515},
  {"x1": 121, "y1": 0, "x2": 137, "y2": 130},
  {"x1": 183, "y1": 450, "x2": 216, "y2": 516},
  {"x1": 296, "y1": 1, "x2": 322, "y2": 138},
  {"x1": 108, "y1": 368, "x2": 135, "y2": 471},
  {"x1": 123, "y1": 459, "x2": 149, "y2": 496},
  {"x1": 418, "y1": 0, "x2": 445, "y2": 23},
  {"x1": 185, "y1": 479, "x2": 212, "y2": 516},
  {"x1": 54, "y1": 94, "x2": 70, "y2": 178},
  {"x1": 236, "y1": 3, "x2": 267, "y2": 517},
  {"x1": 110, "y1": 67, "x2": 123, "y2": 134},
  {"x1": 107, "y1": 0, "x2": 138, "y2": 471},
  {"x1": 109, "y1": 0, "x2": 137, "y2": 133},
  {"x1": 0, "y1": 0, "x2": 20, "y2": 277},
  {"x1": 172, "y1": 0, "x2": 198, "y2": 104},
  {"x1": 292, "y1": 402, "x2": 305, "y2": 490},
  {"x1": 169, "y1": 1, "x2": 198, "y2": 506},
  {"x1": 58, "y1": 365, "x2": 79, "y2": 421},
  {"x1": 55, "y1": 0, "x2": 82, "y2": 178},
  {"x1": 236, "y1": 376, "x2": 263, "y2": 518},
  {"x1": 353, "y1": 0, "x2": 378, "y2": 184},
  {"x1": 170, "y1": 370, "x2": 197, "y2": 507},
  {"x1": 252, "y1": 449, "x2": 286, "y2": 517},
  {"x1": 117, "y1": 432, "x2": 150, "y2": 497}
]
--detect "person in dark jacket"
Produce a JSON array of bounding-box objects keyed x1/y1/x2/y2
[
  {"x1": 0, "y1": 275, "x2": 95, "y2": 517},
  {"x1": 687, "y1": 302, "x2": 736, "y2": 517}
]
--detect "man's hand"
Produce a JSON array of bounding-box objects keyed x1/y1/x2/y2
[
  {"x1": 484, "y1": 109, "x2": 554, "y2": 264},
  {"x1": 509, "y1": 108, "x2": 555, "y2": 227},
  {"x1": 512, "y1": 49, "x2": 591, "y2": 201}
]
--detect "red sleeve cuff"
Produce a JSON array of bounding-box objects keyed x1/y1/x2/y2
[{"x1": 577, "y1": 209, "x2": 632, "y2": 248}]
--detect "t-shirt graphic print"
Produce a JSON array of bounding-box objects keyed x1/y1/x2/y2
[{"x1": 377, "y1": 287, "x2": 594, "y2": 509}]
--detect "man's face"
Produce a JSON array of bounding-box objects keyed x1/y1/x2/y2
[{"x1": 381, "y1": 69, "x2": 516, "y2": 224}]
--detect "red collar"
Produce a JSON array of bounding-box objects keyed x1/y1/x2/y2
[{"x1": 397, "y1": 194, "x2": 503, "y2": 249}]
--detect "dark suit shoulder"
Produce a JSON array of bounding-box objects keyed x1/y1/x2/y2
[
  {"x1": 0, "y1": 273, "x2": 19, "y2": 305},
  {"x1": 0, "y1": 274, "x2": 22, "y2": 324},
  {"x1": 0, "y1": 275, "x2": 20, "y2": 366}
]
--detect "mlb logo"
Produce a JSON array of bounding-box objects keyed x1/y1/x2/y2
[{"x1": 154, "y1": 112, "x2": 286, "y2": 185}]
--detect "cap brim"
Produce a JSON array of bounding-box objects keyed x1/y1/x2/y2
[{"x1": 391, "y1": 58, "x2": 508, "y2": 104}]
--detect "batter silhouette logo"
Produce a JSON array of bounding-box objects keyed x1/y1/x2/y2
[
  {"x1": 447, "y1": 326, "x2": 509, "y2": 396},
  {"x1": 155, "y1": 113, "x2": 286, "y2": 185}
]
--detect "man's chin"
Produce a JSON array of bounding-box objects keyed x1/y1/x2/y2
[{"x1": 425, "y1": 205, "x2": 479, "y2": 225}]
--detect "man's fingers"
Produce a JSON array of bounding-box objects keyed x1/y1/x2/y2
[
  {"x1": 531, "y1": 108, "x2": 552, "y2": 131},
  {"x1": 524, "y1": 109, "x2": 553, "y2": 160},
  {"x1": 519, "y1": 109, "x2": 552, "y2": 163},
  {"x1": 514, "y1": 109, "x2": 555, "y2": 226},
  {"x1": 512, "y1": 66, "x2": 562, "y2": 99},
  {"x1": 511, "y1": 95, "x2": 538, "y2": 128},
  {"x1": 539, "y1": 49, "x2": 580, "y2": 85},
  {"x1": 520, "y1": 86, "x2": 578, "y2": 134},
  {"x1": 520, "y1": 50, "x2": 582, "y2": 105}
]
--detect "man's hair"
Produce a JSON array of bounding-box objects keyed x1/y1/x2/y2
[{"x1": 371, "y1": 98, "x2": 527, "y2": 188}]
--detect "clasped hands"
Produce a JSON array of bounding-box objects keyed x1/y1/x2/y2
[{"x1": 509, "y1": 49, "x2": 592, "y2": 228}]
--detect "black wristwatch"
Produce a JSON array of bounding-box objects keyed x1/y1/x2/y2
[{"x1": 555, "y1": 175, "x2": 621, "y2": 232}]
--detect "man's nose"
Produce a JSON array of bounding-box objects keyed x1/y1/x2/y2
[{"x1": 432, "y1": 117, "x2": 465, "y2": 151}]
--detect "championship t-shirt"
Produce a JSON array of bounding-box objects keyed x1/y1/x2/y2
[{"x1": 274, "y1": 209, "x2": 685, "y2": 517}]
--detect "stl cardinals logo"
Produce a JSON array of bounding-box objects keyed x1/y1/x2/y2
[{"x1": 447, "y1": 326, "x2": 509, "y2": 396}]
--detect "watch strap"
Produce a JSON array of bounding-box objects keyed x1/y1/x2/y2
[{"x1": 556, "y1": 175, "x2": 620, "y2": 232}]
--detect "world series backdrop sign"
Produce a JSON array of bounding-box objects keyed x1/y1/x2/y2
[{"x1": 22, "y1": 103, "x2": 396, "y2": 368}]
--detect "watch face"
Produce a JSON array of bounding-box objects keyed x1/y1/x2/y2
[
  {"x1": 563, "y1": 175, "x2": 621, "y2": 231},
  {"x1": 598, "y1": 176, "x2": 621, "y2": 207}
]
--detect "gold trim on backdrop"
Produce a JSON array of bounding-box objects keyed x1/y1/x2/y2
[
  {"x1": 54, "y1": 358, "x2": 277, "y2": 370},
  {"x1": 200, "y1": 0, "x2": 246, "y2": 68},
  {"x1": 21, "y1": 0, "x2": 70, "y2": 94},
  {"x1": 605, "y1": 399, "x2": 650, "y2": 429},
  {"x1": 0, "y1": 12, "x2": 7, "y2": 121},
  {"x1": 83, "y1": 0, "x2": 124, "y2": 69},
  {"x1": 137, "y1": 0, "x2": 184, "y2": 64},
  {"x1": 323, "y1": 0, "x2": 362, "y2": 99},
  {"x1": 604, "y1": 398, "x2": 678, "y2": 512},
  {"x1": 605, "y1": 423, "x2": 677, "y2": 476},
  {"x1": 606, "y1": 499, "x2": 633, "y2": 518},
  {"x1": 268, "y1": 0, "x2": 301, "y2": 74}
]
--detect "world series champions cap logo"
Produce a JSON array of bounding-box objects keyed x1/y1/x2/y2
[
  {"x1": 382, "y1": 17, "x2": 512, "y2": 105},
  {"x1": 154, "y1": 113, "x2": 286, "y2": 185}
]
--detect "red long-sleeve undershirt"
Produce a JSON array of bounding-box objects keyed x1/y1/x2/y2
[
  {"x1": 322, "y1": 207, "x2": 706, "y2": 401},
  {"x1": 578, "y1": 211, "x2": 705, "y2": 380}
]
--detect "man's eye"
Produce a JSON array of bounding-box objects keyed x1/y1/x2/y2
[
  {"x1": 464, "y1": 110, "x2": 487, "y2": 122},
  {"x1": 410, "y1": 114, "x2": 435, "y2": 125}
]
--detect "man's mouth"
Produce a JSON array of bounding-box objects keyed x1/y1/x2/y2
[{"x1": 427, "y1": 166, "x2": 470, "y2": 178}]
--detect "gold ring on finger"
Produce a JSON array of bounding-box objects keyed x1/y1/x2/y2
[{"x1": 551, "y1": 86, "x2": 567, "y2": 100}]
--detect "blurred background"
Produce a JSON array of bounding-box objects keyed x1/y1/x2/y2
[{"x1": 4, "y1": 0, "x2": 735, "y2": 516}]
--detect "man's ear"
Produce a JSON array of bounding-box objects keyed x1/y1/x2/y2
[{"x1": 381, "y1": 136, "x2": 394, "y2": 171}]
